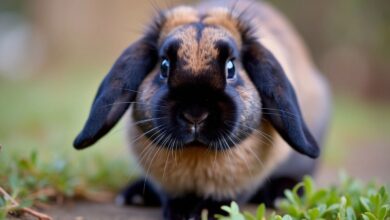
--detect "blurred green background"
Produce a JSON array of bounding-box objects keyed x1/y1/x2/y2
[{"x1": 0, "y1": 0, "x2": 389, "y2": 193}]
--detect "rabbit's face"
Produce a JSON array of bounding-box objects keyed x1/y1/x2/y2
[
  {"x1": 134, "y1": 24, "x2": 260, "y2": 150},
  {"x1": 74, "y1": 7, "x2": 320, "y2": 159}
]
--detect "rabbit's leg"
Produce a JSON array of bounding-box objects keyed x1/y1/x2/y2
[
  {"x1": 116, "y1": 178, "x2": 162, "y2": 206},
  {"x1": 163, "y1": 194, "x2": 231, "y2": 220}
]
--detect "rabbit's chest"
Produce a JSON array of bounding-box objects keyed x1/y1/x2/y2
[{"x1": 130, "y1": 128, "x2": 291, "y2": 200}]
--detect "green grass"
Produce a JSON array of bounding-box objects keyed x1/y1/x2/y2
[
  {"x1": 0, "y1": 67, "x2": 138, "y2": 217},
  {"x1": 0, "y1": 67, "x2": 389, "y2": 218},
  {"x1": 324, "y1": 96, "x2": 390, "y2": 163},
  {"x1": 213, "y1": 175, "x2": 389, "y2": 220}
]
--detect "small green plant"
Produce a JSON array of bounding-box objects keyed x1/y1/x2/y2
[
  {"x1": 0, "y1": 150, "x2": 131, "y2": 218},
  {"x1": 214, "y1": 175, "x2": 389, "y2": 220}
]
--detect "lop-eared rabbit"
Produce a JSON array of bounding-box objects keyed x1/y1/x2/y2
[{"x1": 74, "y1": 0, "x2": 331, "y2": 219}]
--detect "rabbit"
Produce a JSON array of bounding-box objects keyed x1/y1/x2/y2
[{"x1": 73, "y1": 0, "x2": 331, "y2": 219}]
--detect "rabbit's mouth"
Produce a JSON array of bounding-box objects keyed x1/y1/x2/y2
[{"x1": 184, "y1": 140, "x2": 209, "y2": 148}]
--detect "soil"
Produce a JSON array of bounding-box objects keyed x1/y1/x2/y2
[{"x1": 45, "y1": 202, "x2": 160, "y2": 220}]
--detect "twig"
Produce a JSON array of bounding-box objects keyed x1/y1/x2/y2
[{"x1": 0, "y1": 186, "x2": 53, "y2": 220}]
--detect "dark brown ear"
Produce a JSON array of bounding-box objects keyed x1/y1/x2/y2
[
  {"x1": 242, "y1": 41, "x2": 320, "y2": 158},
  {"x1": 73, "y1": 37, "x2": 158, "y2": 149}
]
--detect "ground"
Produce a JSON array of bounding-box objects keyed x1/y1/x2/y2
[{"x1": 12, "y1": 137, "x2": 390, "y2": 220}]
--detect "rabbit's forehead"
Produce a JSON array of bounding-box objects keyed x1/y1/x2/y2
[
  {"x1": 159, "y1": 6, "x2": 242, "y2": 46},
  {"x1": 168, "y1": 26, "x2": 233, "y2": 72}
]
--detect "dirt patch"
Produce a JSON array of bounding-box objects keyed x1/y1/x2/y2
[{"x1": 45, "y1": 202, "x2": 160, "y2": 220}]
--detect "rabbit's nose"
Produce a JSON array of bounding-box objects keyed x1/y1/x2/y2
[{"x1": 182, "y1": 111, "x2": 209, "y2": 125}]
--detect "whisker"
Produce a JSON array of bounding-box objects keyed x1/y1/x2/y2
[
  {"x1": 130, "y1": 117, "x2": 167, "y2": 126},
  {"x1": 217, "y1": 131, "x2": 232, "y2": 166},
  {"x1": 226, "y1": 121, "x2": 274, "y2": 145},
  {"x1": 109, "y1": 87, "x2": 142, "y2": 94},
  {"x1": 100, "y1": 101, "x2": 168, "y2": 108},
  {"x1": 137, "y1": 126, "x2": 166, "y2": 167},
  {"x1": 229, "y1": 129, "x2": 266, "y2": 170},
  {"x1": 260, "y1": 107, "x2": 300, "y2": 118},
  {"x1": 128, "y1": 124, "x2": 164, "y2": 146},
  {"x1": 234, "y1": 89, "x2": 300, "y2": 119},
  {"x1": 147, "y1": 0, "x2": 163, "y2": 15},
  {"x1": 126, "y1": 126, "x2": 163, "y2": 179},
  {"x1": 162, "y1": 133, "x2": 175, "y2": 180},
  {"x1": 141, "y1": 127, "x2": 168, "y2": 192}
]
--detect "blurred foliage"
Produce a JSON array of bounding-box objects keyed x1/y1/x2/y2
[
  {"x1": 268, "y1": 0, "x2": 390, "y2": 99},
  {"x1": 1, "y1": 0, "x2": 389, "y2": 98},
  {"x1": 0, "y1": 0, "x2": 25, "y2": 13},
  {"x1": 270, "y1": 0, "x2": 390, "y2": 60},
  {"x1": 212, "y1": 176, "x2": 390, "y2": 220}
]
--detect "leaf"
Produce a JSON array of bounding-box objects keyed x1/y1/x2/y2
[
  {"x1": 201, "y1": 209, "x2": 208, "y2": 220},
  {"x1": 256, "y1": 204, "x2": 266, "y2": 220},
  {"x1": 243, "y1": 212, "x2": 256, "y2": 220},
  {"x1": 378, "y1": 187, "x2": 388, "y2": 203},
  {"x1": 30, "y1": 151, "x2": 38, "y2": 166},
  {"x1": 221, "y1": 205, "x2": 232, "y2": 213},
  {"x1": 346, "y1": 207, "x2": 357, "y2": 220},
  {"x1": 305, "y1": 207, "x2": 319, "y2": 219},
  {"x1": 284, "y1": 190, "x2": 301, "y2": 207},
  {"x1": 308, "y1": 189, "x2": 327, "y2": 205},
  {"x1": 378, "y1": 205, "x2": 389, "y2": 220},
  {"x1": 361, "y1": 197, "x2": 372, "y2": 212},
  {"x1": 363, "y1": 212, "x2": 378, "y2": 220},
  {"x1": 217, "y1": 202, "x2": 246, "y2": 220},
  {"x1": 231, "y1": 202, "x2": 240, "y2": 213},
  {"x1": 303, "y1": 176, "x2": 314, "y2": 199},
  {"x1": 281, "y1": 215, "x2": 293, "y2": 220}
]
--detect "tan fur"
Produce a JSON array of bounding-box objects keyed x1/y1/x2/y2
[
  {"x1": 129, "y1": 122, "x2": 291, "y2": 200},
  {"x1": 203, "y1": 8, "x2": 242, "y2": 46},
  {"x1": 129, "y1": 0, "x2": 329, "y2": 199},
  {"x1": 159, "y1": 6, "x2": 199, "y2": 45},
  {"x1": 173, "y1": 26, "x2": 233, "y2": 73}
]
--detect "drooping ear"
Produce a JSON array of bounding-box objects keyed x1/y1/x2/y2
[
  {"x1": 73, "y1": 37, "x2": 158, "y2": 150},
  {"x1": 242, "y1": 41, "x2": 320, "y2": 158}
]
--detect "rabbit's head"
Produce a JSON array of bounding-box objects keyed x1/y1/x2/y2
[{"x1": 74, "y1": 7, "x2": 319, "y2": 158}]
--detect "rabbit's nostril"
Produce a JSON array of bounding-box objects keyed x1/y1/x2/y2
[{"x1": 182, "y1": 111, "x2": 209, "y2": 125}]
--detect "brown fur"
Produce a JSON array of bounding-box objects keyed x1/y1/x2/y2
[
  {"x1": 129, "y1": 122, "x2": 290, "y2": 200},
  {"x1": 129, "y1": 0, "x2": 330, "y2": 200},
  {"x1": 173, "y1": 26, "x2": 224, "y2": 73}
]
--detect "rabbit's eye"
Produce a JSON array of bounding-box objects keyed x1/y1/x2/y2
[
  {"x1": 225, "y1": 59, "x2": 236, "y2": 80},
  {"x1": 160, "y1": 59, "x2": 170, "y2": 79}
]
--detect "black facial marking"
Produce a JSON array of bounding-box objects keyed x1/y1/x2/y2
[
  {"x1": 192, "y1": 22, "x2": 206, "y2": 42},
  {"x1": 160, "y1": 38, "x2": 182, "y2": 62},
  {"x1": 139, "y1": 80, "x2": 252, "y2": 151},
  {"x1": 215, "y1": 40, "x2": 232, "y2": 62},
  {"x1": 133, "y1": 23, "x2": 259, "y2": 152}
]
